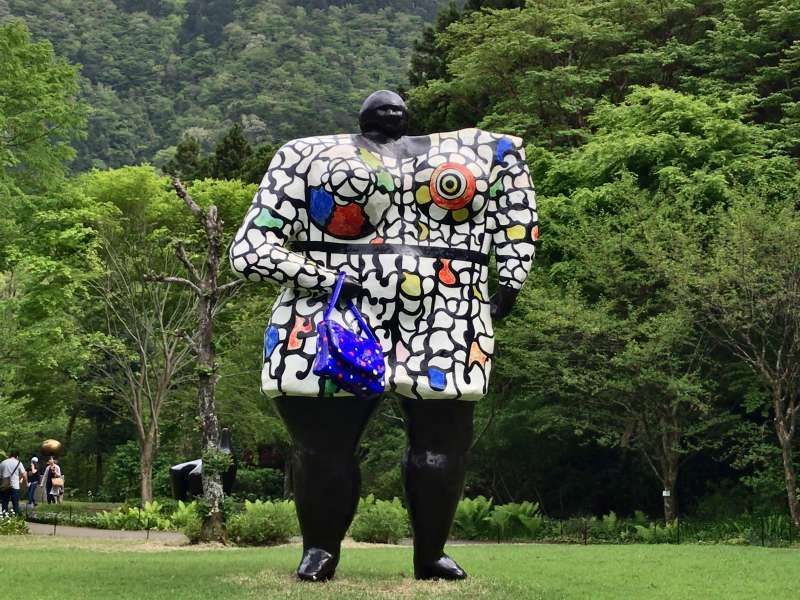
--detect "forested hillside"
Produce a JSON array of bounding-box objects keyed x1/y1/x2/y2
[{"x1": 1, "y1": 0, "x2": 443, "y2": 170}]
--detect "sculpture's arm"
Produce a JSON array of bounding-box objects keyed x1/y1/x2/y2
[
  {"x1": 489, "y1": 138, "x2": 539, "y2": 318},
  {"x1": 229, "y1": 144, "x2": 339, "y2": 293}
]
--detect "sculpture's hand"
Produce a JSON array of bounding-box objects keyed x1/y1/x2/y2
[
  {"x1": 490, "y1": 285, "x2": 519, "y2": 320},
  {"x1": 340, "y1": 276, "x2": 364, "y2": 303}
]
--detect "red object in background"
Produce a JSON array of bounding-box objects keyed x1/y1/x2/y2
[{"x1": 327, "y1": 203, "x2": 366, "y2": 238}]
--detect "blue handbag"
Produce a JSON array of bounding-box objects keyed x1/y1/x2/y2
[{"x1": 313, "y1": 272, "x2": 385, "y2": 397}]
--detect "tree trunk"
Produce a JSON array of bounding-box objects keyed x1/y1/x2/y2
[
  {"x1": 198, "y1": 293, "x2": 226, "y2": 542},
  {"x1": 660, "y1": 424, "x2": 680, "y2": 523},
  {"x1": 95, "y1": 451, "x2": 103, "y2": 493},
  {"x1": 662, "y1": 474, "x2": 678, "y2": 523},
  {"x1": 63, "y1": 402, "x2": 79, "y2": 452},
  {"x1": 139, "y1": 436, "x2": 155, "y2": 502},
  {"x1": 776, "y1": 422, "x2": 800, "y2": 527}
]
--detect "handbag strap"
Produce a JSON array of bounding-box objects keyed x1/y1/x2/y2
[
  {"x1": 323, "y1": 273, "x2": 378, "y2": 343},
  {"x1": 324, "y1": 272, "x2": 346, "y2": 320},
  {"x1": 347, "y1": 299, "x2": 377, "y2": 343}
]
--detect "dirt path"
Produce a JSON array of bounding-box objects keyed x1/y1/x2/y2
[{"x1": 27, "y1": 521, "x2": 189, "y2": 544}]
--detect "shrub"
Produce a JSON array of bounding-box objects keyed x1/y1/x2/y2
[
  {"x1": 590, "y1": 511, "x2": 626, "y2": 541},
  {"x1": 634, "y1": 521, "x2": 676, "y2": 544},
  {"x1": 452, "y1": 495, "x2": 493, "y2": 540},
  {"x1": 0, "y1": 511, "x2": 29, "y2": 535},
  {"x1": 227, "y1": 499, "x2": 299, "y2": 545},
  {"x1": 350, "y1": 495, "x2": 409, "y2": 544}
]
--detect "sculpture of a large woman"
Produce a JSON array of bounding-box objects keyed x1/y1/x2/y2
[{"x1": 230, "y1": 90, "x2": 538, "y2": 581}]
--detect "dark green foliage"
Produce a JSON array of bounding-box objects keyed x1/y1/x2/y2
[
  {"x1": 165, "y1": 128, "x2": 276, "y2": 183},
  {"x1": 165, "y1": 135, "x2": 204, "y2": 182},
  {"x1": 180, "y1": 0, "x2": 234, "y2": 46},
  {"x1": 209, "y1": 124, "x2": 251, "y2": 180},
  {"x1": 101, "y1": 440, "x2": 173, "y2": 501},
  {"x1": 232, "y1": 467, "x2": 284, "y2": 501},
  {"x1": 407, "y1": 1, "x2": 462, "y2": 88},
  {"x1": 237, "y1": 143, "x2": 277, "y2": 185}
]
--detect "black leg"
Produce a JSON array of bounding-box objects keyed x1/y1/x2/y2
[
  {"x1": 274, "y1": 394, "x2": 381, "y2": 581},
  {"x1": 401, "y1": 397, "x2": 474, "y2": 580}
]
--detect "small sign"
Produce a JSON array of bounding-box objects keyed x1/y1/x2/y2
[{"x1": 662, "y1": 490, "x2": 671, "y2": 497}]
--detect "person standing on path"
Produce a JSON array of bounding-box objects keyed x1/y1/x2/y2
[
  {"x1": 41, "y1": 457, "x2": 63, "y2": 504},
  {"x1": 0, "y1": 450, "x2": 28, "y2": 515},
  {"x1": 26, "y1": 457, "x2": 41, "y2": 508}
]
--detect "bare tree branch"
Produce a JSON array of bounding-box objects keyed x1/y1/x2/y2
[
  {"x1": 176, "y1": 241, "x2": 203, "y2": 284},
  {"x1": 172, "y1": 178, "x2": 204, "y2": 221},
  {"x1": 144, "y1": 272, "x2": 202, "y2": 296},
  {"x1": 217, "y1": 279, "x2": 245, "y2": 294}
]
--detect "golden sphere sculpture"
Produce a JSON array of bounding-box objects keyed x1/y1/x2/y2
[{"x1": 41, "y1": 439, "x2": 63, "y2": 457}]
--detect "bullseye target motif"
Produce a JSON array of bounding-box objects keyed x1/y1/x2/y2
[{"x1": 429, "y1": 163, "x2": 476, "y2": 210}]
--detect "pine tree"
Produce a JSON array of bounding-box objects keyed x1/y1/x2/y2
[
  {"x1": 210, "y1": 124, "x2": 252, "y2": 181},
  {"x1": 165, "y1": 135, "x2": 204, "y2": 182},
  {"x1": 238, "y1": 143, "x2": 277, "y2": 185}
]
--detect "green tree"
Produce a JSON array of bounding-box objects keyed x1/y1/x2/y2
[
  {"x1": 528, "y1": 86, "x2": 794, "y2": 521},
  {"x1": 0, "y1": 20, "x2": 85, "y2": 195},
  {"x1": 408, "y1": 0, "x2": 800, "y2": 149},
  {"x1": 679, "y1": 197, "x2": 800, "y2": 525},
  {"x1": 0, "y1": 20, "x2": 92, "y2": 456}
]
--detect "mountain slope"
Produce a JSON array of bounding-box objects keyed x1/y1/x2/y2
[{"x1": 4, "y1": 0, "x2": 442, "y2": 169}]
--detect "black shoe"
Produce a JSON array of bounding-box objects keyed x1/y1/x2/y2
[
  {"x1": 414, "y1": 554, "x2": 467, "y2": 581},
  {"x1": 297, "y1": 548, "x2": 338, "y2": 582}
]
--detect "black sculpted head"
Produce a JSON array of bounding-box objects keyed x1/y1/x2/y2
[{"x1": 358, "y1": 90, "x2": 409, "y2": 140}]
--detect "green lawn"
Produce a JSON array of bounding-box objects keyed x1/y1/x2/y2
[{"x1": 4, "y1": 536, "x2": 796, "y2": 599}]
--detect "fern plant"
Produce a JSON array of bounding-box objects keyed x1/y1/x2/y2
[
  {"x1": 490, "y1": 501, "x2": 545, "y2": 540},
  {"x1": 452, "y1": 496, "x2": 493, "y2": 540}
]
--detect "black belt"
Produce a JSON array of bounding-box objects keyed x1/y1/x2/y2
[{"x1": 290, "y1": 241, "x2": 490, "y2": 265}]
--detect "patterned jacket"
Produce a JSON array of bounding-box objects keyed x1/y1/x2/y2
[{"x1": 230, "y1": 128, "x2": 538, "y2": 400}]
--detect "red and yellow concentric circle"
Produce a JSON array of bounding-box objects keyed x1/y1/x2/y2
[{"x1": 429, "y1": 162, "x2": 476, "y2": 210}]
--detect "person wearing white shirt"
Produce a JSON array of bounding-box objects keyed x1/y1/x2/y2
[{"x1": 0, "y1": 450, "x2": 28, "y2": 515}]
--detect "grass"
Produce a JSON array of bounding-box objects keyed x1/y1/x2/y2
[{"x1": 4, "y1": 536, "x2": 796, "y2": 599}]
